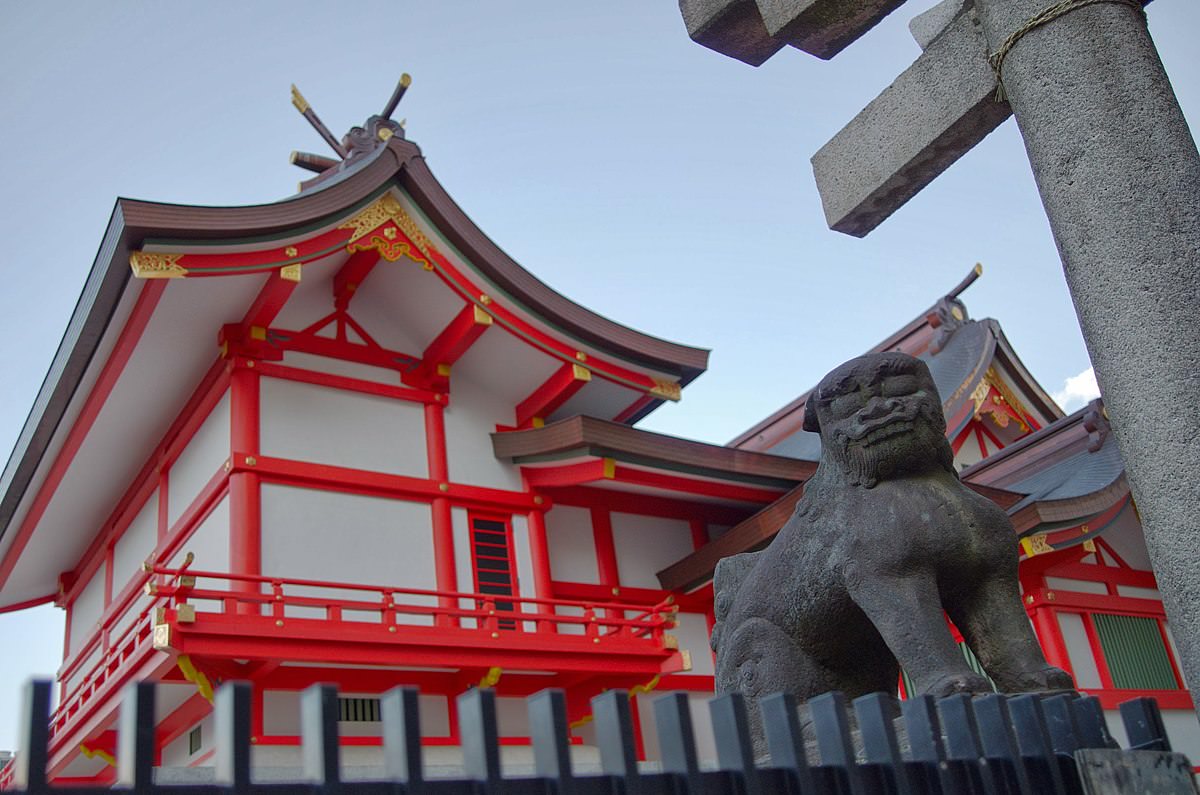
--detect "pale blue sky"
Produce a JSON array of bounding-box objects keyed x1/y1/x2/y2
[{"x1": 0, "y1": 1, "x2": 1195, "y2": 750}]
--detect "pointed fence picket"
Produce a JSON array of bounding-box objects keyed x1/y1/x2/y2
[{"x1": 1, "y1": 679, "x2": 1190, "y2": 794}]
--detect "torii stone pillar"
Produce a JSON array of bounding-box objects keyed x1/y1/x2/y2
[{"x1": 678, "y1": 0, "x2": 1200, "y2": 702}]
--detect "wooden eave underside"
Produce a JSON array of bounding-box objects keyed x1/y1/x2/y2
[
  {"x1": 960, "y1": 404, "x2": 1095, "y2": 487},
  {"x1": 492, "y1": 416, "x2": 814, "y2": 489},
  {"x1": 0, "y1": 136, "x2": 709, "y2": 572}
]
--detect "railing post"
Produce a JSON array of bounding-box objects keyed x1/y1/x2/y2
[
  {"x1": 1120, "y1": 696, "x2": 1172, "y2": 752},
  {"x1": 808, "y1": 691, "x2": 860, "y2": 794},
  {"x1": 529, "y1": 689, "x2": 574, "y2": 794},
  {"x1": 301, "y1": 684, "x2": 341, "y2": 787},
  {"x1": 583, "y1": 606, "x2": 598, "y2": 640},
  {"x1": 761, "y1": 692, "x2": 815, "y2": 792},
  {"x1": 482, "y1": 599, "x2": 499, "y2": 636},
  {"x1": 655, "y1": 692, "x2": 703, "y2": 794},
  {"x1": 214, "y1": 681, "x2": 252, "y2": 791},
  {"x1": 116, "y1": 682, "x2": 156, "y2": 790},
  {"x1": 271, "y1": 581, "x2": 285, "y2": 621},
  {"x1": 709, "y1": 692, "x2": 761, "y2": 795},
  {"x1": 12, "y1": 680, "x2": 51, "y2": 792},
  {"x1": 382, "y1": 686, "x2": 424, "y2": 792},
  {"x1": 593, "y1": 689, "x2": 640, "y2": 795},
  {"x1": 853, "y1": 692, "x2": 908, "y2": 795},
  {"x1": 972, "y1": 693, "x2": 1032, "y2": 795},
  {"x1": 1007, "y1": 693, "x2": 1068, "y2": 795},
  {"x1": 381, "y1": 590, "x2": 397, "y2": 633},
  {"x1": 458, "y1": 688, "x2": 502, "y2": 791}
]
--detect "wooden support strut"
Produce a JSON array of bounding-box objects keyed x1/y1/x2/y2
[
  {"x1": 515, "y1": 364, "x2": 591, "y2": 429},
  {"x1": 408, "y1": 303, "x2": 494, "y2": 388}
]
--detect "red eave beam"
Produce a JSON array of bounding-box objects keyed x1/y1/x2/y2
[
  {"x1": 523, "y1": 460, "x2": 614, "y2": 489},
  {"x1": 614, "y1": 467, "x2": 782, "y2": 504},
  {"x1": 243, "y1": 271, "x2": 299, "y2": 330},
  {"x1": 522, "y1": 461, "x2": 781, "y2": 504},
  {"x1": 515, "y1": 364, "x2": 591, "y2": 429},
  {"x1": 0, "y1": 281, "x2": 167, "y2": 590},
  {"x1": 332, "y1": 250, "x2": 380, "y2": 310},
  {"x1": 407, "y1": 304, "x2": 494, "y2": 388}
]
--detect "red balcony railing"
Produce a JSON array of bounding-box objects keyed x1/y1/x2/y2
[
  {"x1": 46, "y1": 558, "x2": 683, "y2": 768},
  {"x1": 146, "y1": 562, "x2": 677, "y2": 641}
]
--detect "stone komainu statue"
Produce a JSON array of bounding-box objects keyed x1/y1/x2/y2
[{"x1": 711, "y1": 353, "x2": 1072, "y2": 745}]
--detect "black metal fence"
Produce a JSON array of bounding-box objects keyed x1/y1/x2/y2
[{"x1": 4, "y1": 679, "x2": 1193, "y2": 794}]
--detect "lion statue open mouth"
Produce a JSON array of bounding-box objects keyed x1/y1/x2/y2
[{"x1": 711, "y1": 352, "x2": 1073, "y2": 753}]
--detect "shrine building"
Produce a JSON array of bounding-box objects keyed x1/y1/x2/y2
[{"x1": 0, "y1": 83, "x2": 1195, "y2": 785}]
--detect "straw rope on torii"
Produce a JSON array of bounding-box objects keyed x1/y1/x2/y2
[
  {"x1": 677, "y1": 0, "x2": 1200, "y2": 718},
  {"x1": 987, "y1": 0, "x2": 1146, "y2": 100}
]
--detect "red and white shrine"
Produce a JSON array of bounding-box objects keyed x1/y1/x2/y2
[{"x1": 0, "y1": 85, "x2": 1195, "y2": 786}]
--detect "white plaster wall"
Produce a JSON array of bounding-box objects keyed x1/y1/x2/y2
[
  {"x1": 674, "y1": 612, "x2": 715, "y2": 677},
  {"x1": 1116, "y1": 585, "x2": 1161, "y2": 600},
  {"x1": 170, "y1": 496, "x2": 230, "y2": 614},
  {"x1": 63, "y1": 646, "x2": 100, "y2": 699},
  {"x1": 109, "y1": 593, "x2": 152, "y2": 653},
  {"x1": 1057, "y1": 612, "x2": 1102, "y2": 688},
  {"x1": 611, "y1": 513, "x2": 692, "y2": 590},
  {"x1": 1165, "y1": 624, "x2": 1188, "y2": 687},
  {"x1": 260, "y1": 484, "x2": 436, "y2": 624},
  {"x1": 442, "y1": 379, "x2": 523, "y2": 492},
  {"x1": 263, "y1": 690, "x2": 300, "y2": 736},
  {"x1": 545, "y1": 506, "x2": 598, "y2": 585},
  {"x1": 419, "y1": 694, "x2": 451, "y2": 737},
  {"x1": 160, "y1": 712, "x2": 214, "y2": 767},
  {"x1": 262, "y1": 689, "x2": 450, "y2": 737},
  {"x1": 496, "y1": 696, "x2": 530, "y2": 736},
  {"x1": 280, "y1": 351, "x2": 402, "y2": 385},
  {"x1": 68, "y1": 562, "x2": 107, "y2": 656},
  {"x1": 952, "y1": 437, "x2": 986, "y2": 470},
  {"x1": 1045, "y1": 576, "x2": 1108, "y2": 595},
  {"x1": 169, "y1": 392, "x2": 231, "y2": 527},
  {"x1": 260, "y1": 377, "x2": 427, "y2": 478},
  {"x1": 112, "y1": 490, "x2": 158, "y2": 597},
  {"x1": 510, "y1": 514, "x2": 537, "y2": 631},
  {"x1": 451, "y1": 507, "x2": 477, "y2": 628},
  {"x1": 1102, "y1": 519, "x2": 1154, "y2": 571}
]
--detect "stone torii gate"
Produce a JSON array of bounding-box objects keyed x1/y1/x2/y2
[{"x1": 679, "y1": 0, "x2": 1200, "y2": 703}]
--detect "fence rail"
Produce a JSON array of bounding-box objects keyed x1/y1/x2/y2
[{"x1": 2, "y1": 679, "x2": 1193, "y2": 794}]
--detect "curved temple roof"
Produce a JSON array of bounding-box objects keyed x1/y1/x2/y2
[{"x1": 0, "y1": 135, "x2": 709, "y2": 608}]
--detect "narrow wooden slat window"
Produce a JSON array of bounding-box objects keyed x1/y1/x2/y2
[
  {"x1": 1092, "y1": 613, "x2": 1180, "y2": 690},
  {"x1": 338, "y1": 696, "x2": 381, "y2": 722},
  {"x1": 470, "y1": 514, "x2": 518, "y2": 630}
]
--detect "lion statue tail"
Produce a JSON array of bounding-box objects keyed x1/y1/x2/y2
[{"x1": 710, "y1": 551, "x2": 761, "y2": 653}]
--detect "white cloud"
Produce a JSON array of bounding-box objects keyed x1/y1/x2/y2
[{"x1": 1053, "y1": 366, "x2": 1101, "y2": 413}]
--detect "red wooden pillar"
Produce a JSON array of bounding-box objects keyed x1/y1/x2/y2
[
  {"x1": 526, "y1": 506, "x2": 555, "y2": 633},
  {"x1": 425, "y1": 401, "x2": 458, "y2": 626},
  {"x1": 229, "y1": 361, "x2": 261, "y2": 614},
  {"x1": 591, "y1": 509, "x2": 620, "y2": 590},
  {"x1": 1031, "y1": 604, "x2": 1073, "y2": 676},
  {"x1": 157, "y1": 471, "x2": 169, "y2": 541}
]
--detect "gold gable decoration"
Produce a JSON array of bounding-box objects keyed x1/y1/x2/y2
[
  {"x1": 339, "y1": 193, "x2": 435, "y2": 268},
  {"x1": 971, "y1": 367, "x2": 1031, "y2": 432},
  {"x1": 130, "y1": 252, "x2": 187, "y2": 279}
]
